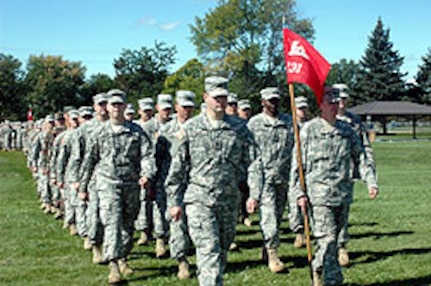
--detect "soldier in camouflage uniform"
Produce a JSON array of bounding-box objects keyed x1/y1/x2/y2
[
  {"x1": 31, "y1": 114, "x2": 56, "y2": 213},
  {"x1": 290, "y1": 88, "x2": 379, "y2": 286},
  {"x1": 124, "y1": 103, "x2": 135, "y2": 122},
  {"x1": 159, "y1": 90, "x2": 195, "y2": 279},
  {"x1": 225, "y1": 92, "x2": 238, "y2": 116},
  {"x1": 134, "y1": 97, "x2": 155, "y2": 246},
  {"x1": 246, "y1": 87, "x2": 294, "y2": 273},
  {"x1": 78, "y1": 89, "x2": 155, "y2": 284},
  {"x1": 334, "y1": 83, "x2": 376, "y2": 267},
  {"x1": 71, "y1": 93, "x2": 109, "y2": 262},
  {"x1": 165, "y1": 76, "x2": 254, "y2": 286}
]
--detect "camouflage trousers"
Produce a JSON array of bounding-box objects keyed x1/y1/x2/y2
[
  {"x1": 64, "y1": 183, "x2": 76, "y2": 226},
  {"x1": 135, "y1": 187, "x2": 153, "y2": 232},
  {"x1": 167, "y1": 203, "x2": 192, "y2": 260},
  {"x1": 288, "y1": 186, "x2": 304, "y2": 233},
  {"x1": 311, "y1": 203, "x2": 348, "y2": 285},
  {"x1": 38, "y1": 171, "x2": 51, "y2": 204},
  {"x1": 152, "y1": 190, "x2": 168, "y2": 239},
  {"x1": 86, "y1": 177, "x2": 103, "y2": 245},
  {"x1": 337, "y1": 181, "x2": 354, "y2": 248},
  {"x1": 259, "y1": 183, "x2": 287, "y2": 249},
  {"x1": 186, "y1": 199, "x2": 238, "y2": 286},
  {"x1": 50, "y1": 184, "x2": 61, "y2": 208},
  {"x1": 99, "y1": 182, "x2": 140, "y2": 261}
]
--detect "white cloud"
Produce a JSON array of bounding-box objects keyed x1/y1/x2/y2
[
  {"x1": 133, "y1": 16, "x2": 181, "y2": 31},
  {"x1": 159, "y1": 21, "x2": 181, "y2": 31}
]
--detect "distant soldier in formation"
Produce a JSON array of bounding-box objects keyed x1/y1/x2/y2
[
  {"x1": 124, "y1": 103, "x2": 135, "y2": 122},
  {"x1": 225, "y1": 92, "x2": 238, "y2": 116},
  {"x1": 238, "y1": 99, "x2": 252, "y2": 121}
]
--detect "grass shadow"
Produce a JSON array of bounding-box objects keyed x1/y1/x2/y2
[
  {"x1": 350, "y1": 230, "x2": 414, "y2": 240},
  {"x1": 348, "y1": 274, "x2": 431, "y2": 286},
  {"x1": 350, "y1": 246, "x2": 431, "y2": 266}
]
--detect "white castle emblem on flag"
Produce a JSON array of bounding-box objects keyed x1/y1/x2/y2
[{"x1": 288, "y1": 40, "x2": 309, "y2": 60}]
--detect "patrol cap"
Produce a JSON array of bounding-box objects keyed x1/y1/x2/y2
[
  {"x1": 68, "y1": 109, "x2": 79, "y2": 120},
  {"x1": 124, "y1": 103, "x2": 135, "y2": 114},
  {"x1": 107, "y1": 89, "x2": 126, "y2": 104},
  {"x1": 238, "y1": 99, "x2": 251, "y2": 110},
  {"x1": 176, "y1": 90, "x2": 195, "y2": 107},
  {"x1": 45, "y1": 114, "x2": 55, "y2": 122},
  {"x1": 63, "y1": 106, "x2": 75, "y2": 113},
  {"x1": 295, "y1": 96, "x2": 308, "y2": 109},
  {"x1": 322, "y1": 86, "x2": 341, "y2": 104},
  {"x1": 260, "y1": 87, "x2": 280, "y2": 100},
  {"x1": 55, "y1": 112, "x2": 65, "y2": 121},
  {"x1": 138, "y1": 97, "x2": 154, "y2": 111},
  {"x1": 157, "y1": 94, "x2": 173, "y2": 109},
  {"x1": 227, "y1": 93, "x2": 238, "y2": 104},
  {"x1": 204, "y1": 76, "x2": 229, "y2": 97},
  {"x1": 93, "y1": 92, "x2": 108, "y2": 104},
  {"x1": 78, "y1": 106, "x2": 94, "y2": 118},
  {"x1": 332, "y1": 83, "x2": 349, "y2": 99}
]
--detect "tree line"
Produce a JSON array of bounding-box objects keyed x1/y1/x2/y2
[{"x1": 1, "y1": 0, "x2": 430, "y2": 121}]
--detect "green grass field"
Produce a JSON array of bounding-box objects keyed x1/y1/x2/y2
[{"x1": 1, "y1": 141, "x2": 431, "y2": 285}]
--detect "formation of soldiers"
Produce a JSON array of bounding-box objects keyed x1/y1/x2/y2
[{"x1": 3, "y1": 78, "x2": 378, "y2": 286}]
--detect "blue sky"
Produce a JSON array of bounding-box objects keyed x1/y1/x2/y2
[{"x1": 1, "y1": 0, "x2": 430, "y2": 81}]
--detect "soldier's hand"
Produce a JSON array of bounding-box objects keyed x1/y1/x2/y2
[
  {"x1": 369, "y1": 186, "x2": 378, "y2": 199},
  {"x1": 170, "y1": 206, "x2": 182, "y2": 221},
  {"x1": 78, "y1": 192, "x2": 88, "y2": 202},
  {"x1": 139, "y1": 176, "x2": 150, "y2": 189},
  {"x1": 57, "y1": 181, "x2": 65, "y2": 189},
  {"x1": 72, "y1": 182, "x2": 79, "y2": 191},
  {"x1": 32, "y1": 166, "x2": 37, "y2": 173},
  {"x1": 246, "y1": 198, "x2": 258, "y2": 214},
  {"x1": 297, "y1": 196, "x2": 308, "y2": 214}
]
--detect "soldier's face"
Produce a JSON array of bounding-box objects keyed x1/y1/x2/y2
[
  {"x1": 176, "y1": 104, "x2": 194, "y2": 122},
  {"x1": 238, "y1": 108, "x2": 251, "y2": 120},
  {"x1": 94, "y1": 101, "x2": 108, "y2": 116},
  {"x1": 205, "y1": 94, "x2": 227, "y2": 114},
  {"x1": 108, "y1": 102, "x2": 126, "y2": 119},
  {"x1": 157, "y1": 106, "x2": 172, "y2": 122},
  {"x1": 338, "y1": 98, "x2": 347, "y2": 113},
  {"x1": 139, "y1": 109, "x2": 154, "y2": 121},
  {"x1": 262, "y1": 98, "x2": 279, "y2": 115},
  {"x1": 225, "y1": 103, "x2": 238, "y2": 116},
  {"x1": 320, "y1": 100, "x2": 339, "y2": 119}
]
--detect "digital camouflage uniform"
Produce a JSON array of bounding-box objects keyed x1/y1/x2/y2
[
  {"x1": 165, "y1": 113, "x2": 254, "y2": 286},
  {"x1": 290, "y1": 117, "x2": 378, "y2": 285},
  {"x1": 79, "y1": 120, "x2": 155, "y2": 262}
]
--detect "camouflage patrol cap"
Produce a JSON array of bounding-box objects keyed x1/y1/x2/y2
[
  {"x1": 45, "y1": 114, "x2": 55, "y2": 122},
  {"x1": 78, "y1": 106, "x2": 94, "y2": 117},
  {"x1": 138, "y1": 97, "x2": 154, "y2": 111},
  {"x1": 55, "y1": 112, "x2": 65, "y2": 121},
  {"x1": 227, "y1": 93, "x2": 238, "y2": 104},
  {"x1": 332, "y1": 83, "x2": 349, "y2": 99},
  {"x1": 63, "y1": 106, "x2": 75, "y2": 113},
  {"x1": 68, "y1": 109, "x2": 79, "y2": 119},
  {"x1": 124, "y1": 103, "x2": 135, "y2": 114},
  {"x1": 93, "y1": 92, "x2": 108, "y2": 104},
  {"x1": 205, "y1": 76, "x2": 229, "y2": 97},
  {"x1": 176, "y1": 90, "x2": 195, "y2": 107},
  {"x1": 260, "y1": 87, "x2": 280, "y2": 100},
  {"x1": 107, "y1": 89, "x2": 126, "y2": 104},
  {"x1": 157, "y1": 94, "x2": 173, "y2": 109},
  {"x1": 322, "y1": 86, "x2": 341, "y2": 104},
  {"x1": 295, "y1": 96, "x2": 308, "y2": 109},
  {"x1": 238, "y1": 99, "x2": 251, "y2": 110}
]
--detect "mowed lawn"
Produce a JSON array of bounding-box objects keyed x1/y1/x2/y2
[{"x1": 1, "y1": 141, "x2": 431, "y2": 285}]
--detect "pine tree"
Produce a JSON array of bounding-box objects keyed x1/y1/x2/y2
[
  {"x1": 354, "y1": 18, "x2": 406, "y2": 103},
  {"x1": 415, "y1": 48, "x2": 431, "y2": 104}
]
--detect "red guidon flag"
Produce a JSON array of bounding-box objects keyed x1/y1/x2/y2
[
  {"x1": 27, "y1": 106, "x2": 33, "y2": 121},
  {"x1": 283, "y1": 28, "x2": 331, "y2": 105}
]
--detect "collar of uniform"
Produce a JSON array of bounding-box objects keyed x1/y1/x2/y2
[{"x1": 200, "y1": 113, "x2": 230, "y2": 130}]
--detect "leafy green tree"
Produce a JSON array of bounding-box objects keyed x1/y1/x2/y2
[
  {"x1": 0, "y1": 54, "x2": 26, "y2": 121},
  {"x1": 163, "y1": 58, "x2": 205, "y2": 108},
  {"x1": 414, "y1": 48, "x2": 431, "y2": 104},
  {"x1": 80, "y1": 73, "x2": 116, "y2": 105},
  {"x1": 354, "y1": 18, "x2": 406, "y2": 103},
  {"x1": 113, "y1": 42, "x2": 176, "y2": 105},
  {"x1": 189, "y1": 0, "x2": 314, "y2": 111},
  {"x1": 24, "y1": 55, "x2": 86, "y2": 119}
]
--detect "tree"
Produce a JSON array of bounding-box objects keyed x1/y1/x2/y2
[
  {"x1": 414, "y1": 48, "x2": 431, "y2": 104},
  {"x1": 113, "y1": 42, "x2": 176, "y2": 105},
  {"x1": 24, "y1": 55, "x2": 86, "y2": 119},
  {"x1": 354, "y1": 18, "x2": 406, "y2": 103},
  {"x1": 326, "y1": 58, "x2": 362, "y2": 106},
  {"x1": 163, "y1": 58, "x2": 205, "y2": 108},
  {"x1": 80, "y1": 73, "x2": 116, "y2": 105},
  {"x1": 0, "y1": 54, "x2": 26, "y2": 121},
  {"x1": 189, "y1": 0, "x2": 314, "y2": 111}
]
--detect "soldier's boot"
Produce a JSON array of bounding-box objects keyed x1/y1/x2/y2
[
  {"x1": 267, "y1": 248, "x2": 285, "y2": 273},
  {"x1": 243, "y1": 217, "x2": 252, "y2": 227},
  {"x1": 155, "y1": 238, "x2": 166, "y2": 258},
  {"x1": 293, "y1": 233, "x2": 306, "y2": 248},
  {"x1": 313, "y1": 271, "x2": 323, "y2": 286},
  {"x1": 108, "y1": 260, "x2": 122, "y2": 284},
  {"x1": 177, "y1": 257, "x2": 190, "y2": 280},
  {"x1": 137, "y1": 230, "x2": 148, "y2": 246},
  {"x1": 40, "y1": 202, "x2": 46, "y2": 210},
  {"x1": 92, "y1": 244, "x2": 103, "y2": 264},
  {"x1": 62, "y1": 220, "x2": 69, "y2": 229},
  {"x1": 118, "y1": 258, "x2": 134, "y2": 276},
  {"x1": 83, "y1": 236, "x2": 92, "y2": 251},
  {"x1": 43, "y1": 204, "x2": 52, "y2": 214},
  {"x1": 338, "y1": 247, "x2": 350, "y2": 267},
  {"x1": 69, "y1": 224, "x2": 78, "y2": 236},
  {"x1": 229, "y1": 241, "x2": 239, "y2": 251},
  {"x1": 54, "y1": 208, "x2": 62, "y2": 220},
  {"x1": 50, "y1": 205, "x2": 57, "y2": 214}
]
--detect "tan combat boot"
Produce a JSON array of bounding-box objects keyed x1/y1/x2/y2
[
  {"x1": 118, "y1": 258, "x2": 134, "y2": 276},
  {"x1": 92, "y1": 244, "x2": 103, "y2": 264},
  {"x1": 40, "y1": 202, "x2": 46, "y2": 210},
  {"x1": 43, "y1": 203, "x2": 52, "y2": 214},
  {"x1": 293, "y1": 233, "x2": 306, "y2": 248},
  {"x1": 338, "y1": 247, "x2": 350, "y2": 267},
  {"x1": 177, "y1": 257, "x2": 190, "y2": 280},
  {"x1": 267, "y1": 248, "x2": 285, "y2": 273},
  {"x1": 229, "y1": 241, "x2": 239, "y2": 251},
  {"x1": 313, "y1": 271, "x2": 323, "y2": 286},
  {"x1": 155, "y1": 238, "x2": 166, "y2": 258},
  {"x1": 69, "y1": 224, "x2": 78, "y2": 236},
  {"x1": 83, "y1": 236, "x2": 92, "y2": 250},
  {"x1": 54, "y1": 208, "x2": 62, "y2": 220},
  {"x1": 108, "y1": 260, "x2": 122, "y2": 284},
  {"x1": 137, "y1": 231, "x2": 148, "y2": 246},
  {"x1": 243, "y1": 217, "x2": 252, "y2": 227}
]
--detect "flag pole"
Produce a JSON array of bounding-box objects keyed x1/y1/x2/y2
[{"x1": 288, "y1": 83, "x2": 314, "y2": 283}]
